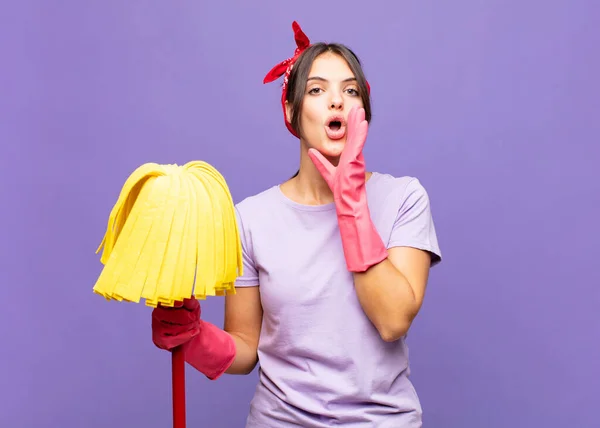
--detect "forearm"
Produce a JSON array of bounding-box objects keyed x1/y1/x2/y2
[
  {"x1": 224, "y1": 331, "x2": 259, "y2": 375},
  {"x1": 353, "y1": 257, "x2": 419, "y2": 342}
]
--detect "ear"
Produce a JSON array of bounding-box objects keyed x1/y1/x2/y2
[{"x1": 285, "y1": 100, "x2": 293, "y2": 124}]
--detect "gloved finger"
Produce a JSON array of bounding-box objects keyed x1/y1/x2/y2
[
  {"x1": 182, "y1": 297, "x2": 199, "y2": 311},
  {"x1": 345, "y1": 107, "x2": 368, "y2": 158},
  {"x1": 152, "y1": 316, "x2": 198, "y2": 337},
  {"x1": 153, "y1": 327, "x2": 199, "y2": 350},
  {"x1": 308, "y1": 148, "x2": 335, "y2": 186},
  {"x1": 152, "y1": 304, "x2": 199, "y2": 326}
]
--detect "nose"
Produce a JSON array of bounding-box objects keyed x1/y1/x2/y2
[{"x1": 329, "y1": 93, "x2": 343, "y2": 110}]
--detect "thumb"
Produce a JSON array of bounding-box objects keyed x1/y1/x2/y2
[
  {"x1": 308, "y1": 148, "x2": 335, "y2": 185},
  {"x1": 182, "y1": 297, "x2": 199, "y2": 311}
]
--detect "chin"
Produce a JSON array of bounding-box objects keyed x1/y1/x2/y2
[
  {"x1": 304, "y1": 133, "x2": 346, "y2": 159},
  {"x1": 319, "y1": 138, "x2": 346, "y2": 158}
]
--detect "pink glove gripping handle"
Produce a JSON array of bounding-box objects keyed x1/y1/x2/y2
[{"x1": 152, "y1": 298, "x2": 236, "y2": 380}]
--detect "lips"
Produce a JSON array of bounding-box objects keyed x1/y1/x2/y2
[{"x1": 325, "y1": 115, "x2": 346, "y2": 140}]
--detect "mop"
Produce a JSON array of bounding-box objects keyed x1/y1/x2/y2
[{"x1": 92, "y1": 160, "x2": 242, "y2": 428}]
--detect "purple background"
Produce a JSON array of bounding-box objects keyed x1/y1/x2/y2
[{"x1": 2, "y1": 1, "x2": 599, "y2": 427}]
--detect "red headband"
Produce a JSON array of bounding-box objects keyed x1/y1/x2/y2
[
  {"x1": 263, "y1": 21, "x2": 370, "y2": 138},
  {"x1": 263, "y1": 21, "x2": 310, "y2": 138}
]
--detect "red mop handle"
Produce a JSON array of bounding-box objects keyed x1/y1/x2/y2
[{"x1": 172, "y1": 346, "x2": 186, "y2": 428}]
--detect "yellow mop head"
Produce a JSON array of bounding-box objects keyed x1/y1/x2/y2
[{"x1": 92, "y1": 160, "x2": 243, "y2": 307}]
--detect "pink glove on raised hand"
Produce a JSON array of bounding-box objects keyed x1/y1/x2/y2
[
  {"x1": 152, "y1": 298, "x2": 236, "y2": 380},
  {"x1": 308, "y1": 106, "x2": 388, "y2": 273}
]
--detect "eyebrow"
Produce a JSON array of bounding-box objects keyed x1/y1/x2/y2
[{"x1": 307, "y1": 76, "x2": 357, "y2": 83}]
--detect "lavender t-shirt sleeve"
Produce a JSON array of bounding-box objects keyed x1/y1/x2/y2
[
  {"x1": 387, "y1": 178, "x2": 442, "y2": 266},
  {"x1": 234, "y1": 206, "x2": 260, "y2": 287}
]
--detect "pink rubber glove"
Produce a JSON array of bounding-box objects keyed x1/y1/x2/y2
[
  {"x1": 152, "y1": 298, "x2": 236, "y2": 380},
  {"x1": 308, "y1": 106, "x2": 388, "y2": 272}
]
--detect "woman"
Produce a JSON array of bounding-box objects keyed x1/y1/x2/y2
[{"x1": 152, "y1": 22, "x2": 442, "y2": 427}]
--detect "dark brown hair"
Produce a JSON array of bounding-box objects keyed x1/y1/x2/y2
[{"x1": 285, "y1": 42, "x2": 372, "y2": 138}]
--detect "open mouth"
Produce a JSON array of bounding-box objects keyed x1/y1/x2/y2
[
  {"x1": 328, "y1": 120, "x2": 342, "y2": 131},
  {"x1": 325, "y1": 116, "x2": 346, "y2": 140}
]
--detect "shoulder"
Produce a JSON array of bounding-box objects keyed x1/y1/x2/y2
[
  {"x1": 372, "y1": 172, "x2": 442, "y2": 264},
  {"x1": 234, "y1": 185, "x2": 282, "y2": 232},
  {"x1": 369, "y1": 172, "x2": 430, "y2": 205},
  {"x1": 235, "y1": 186, "x2": 278, "y2": 214}
]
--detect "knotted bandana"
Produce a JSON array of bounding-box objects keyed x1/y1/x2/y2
[{"x1": 263, "y1": 21, "x2": 311, "y2": 138}]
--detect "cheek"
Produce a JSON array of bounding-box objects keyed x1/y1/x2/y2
[
  {"x1": 300, "y1": 101, "x2": 322, "y2": 131},
  {"x1": 348, "y1": 95, "x2": 364, "y2": 109}
]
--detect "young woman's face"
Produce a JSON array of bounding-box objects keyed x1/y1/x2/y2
[{"x1": 290, "y1": 53, "x2": 365, "y2": 159}]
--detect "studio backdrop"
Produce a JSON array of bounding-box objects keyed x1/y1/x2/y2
[{"x1": 1, "y1": 1, "x2": 598, "y2": 427}]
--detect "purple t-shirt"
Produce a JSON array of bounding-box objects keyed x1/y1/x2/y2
[{"x1": 234, "y1": 172, "x2": 442, "y2": 427}]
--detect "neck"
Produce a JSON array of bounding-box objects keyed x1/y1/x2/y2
[
  {"x1": 287, "y1": 147, "x2": 335, "y2": 205},
  {"x1": 279, "y1": 143, "x2": 372, "y2": 206}
]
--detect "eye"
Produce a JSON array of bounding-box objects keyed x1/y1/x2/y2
[
  {"x1": 308, "y1": 87, "x2": 323, "y2": 95},
  {"x1": 346, "y1": 88, "x2": 359, "y2": 96}
]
